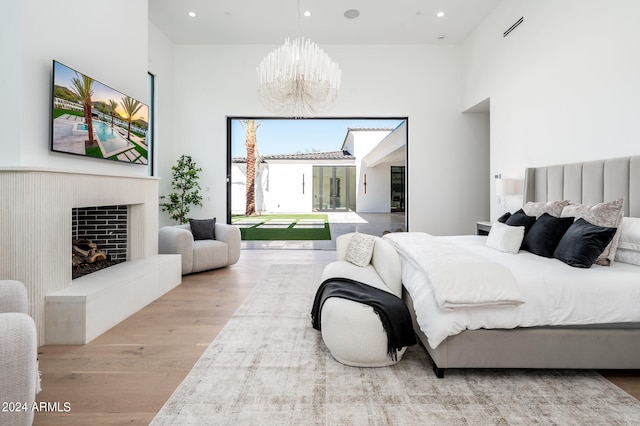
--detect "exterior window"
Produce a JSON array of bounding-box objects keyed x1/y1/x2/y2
[
  {"x1": 391, "y1": 166, "x2": 405, "y2": 212},
  {"x1": 147, "y1": 72, "x2": 155, "y2": 176}
]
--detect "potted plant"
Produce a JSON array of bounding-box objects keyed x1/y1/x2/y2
[{"x1": 160, "y1": 155, "x2": 203, "y2": 224}]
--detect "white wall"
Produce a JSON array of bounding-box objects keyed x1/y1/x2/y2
[
  {"x1": 231, "y1": 163, "x2": 247, "y2": 214},
  {"x1": 0, "y1": 0, "x2": 22, "y2": 164},
  {"x1": 0, "y1": 0, "x2": 149, "y2": 176},
  {"x1": 263, "y1": 162, "x2": 313, "y2": 213},
  {"x1": 233, "y1": 160, "x2": 367, "y2": 214},
  {"x1": 157, "y1": 43, "x2": 489, "y2": 234},
  {"x1": 358, "y1": 164, "x2": 391, "y2": 213},
  {"x1": 349, "y1": 129, "x2": 395, "y2": 213},
  {"x1": 148, "y1": 22, "x2": 176, "y2": 225},
  {"x1": 463, "y1": 0, "x2": 640, "y2": 219}
]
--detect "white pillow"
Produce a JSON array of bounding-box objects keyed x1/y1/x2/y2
[
  {"x1": 345, "y1": 233, "x2": 376, "y2": 267},
  {"x1": 617, "y1": 217, "x2": 640, "y2": 252},
  {"x1": 614, "y1": 217, "x2": 640, "y2": 266},
  {"x1": 485, "y1": 221, "x2": 525, "y2": 254},
  {"x1": 614, "y1": 248, "x2": 640, "y2": 266}
]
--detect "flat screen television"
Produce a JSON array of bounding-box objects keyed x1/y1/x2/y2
[{"x1": 51, "y1": 60, "x2": 149, "y2": 165}]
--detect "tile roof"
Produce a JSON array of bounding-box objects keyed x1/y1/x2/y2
[
  {"x1": 232, "y1": 150, "x2": 354, "y2": 163},
  {"x1": 347, "y1": 127, "x2": 395, "y2": 131}
]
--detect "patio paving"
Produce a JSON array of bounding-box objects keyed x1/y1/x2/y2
[
  {"x1": 256, "y1": 219, "x2": 295, "y2": 228},
  {"x1": 256, "y1": 224, "x2": 291, "y2": 229},
  {"x1": 292, "y1": 223, "x2": 325, "y2": 229},
  {"x1": 233, "y1": 218, "x2": 266, "y2": 228}
]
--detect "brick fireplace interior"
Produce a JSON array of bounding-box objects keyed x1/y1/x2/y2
[
  {"x1": 72, "y1": 205, "x2": 128, "y2": 278},
  {"x1": 73, "y1": 205, "x2": 128, "y2": 261}
]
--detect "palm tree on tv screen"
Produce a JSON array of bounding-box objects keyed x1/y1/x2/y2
[
  {"x1": 108, "y1": 99, "x2": 119, "y2": 127},
  {"x1": 120, "y1": 96, "x2": 143, "y2": 140},
  {"x1": 70, "y1": 73, "x2": 95, "y2": 144}
]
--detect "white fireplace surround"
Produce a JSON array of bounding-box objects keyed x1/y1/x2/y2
[{"x1": 0, "y1": 168, "x2": 181, "y2": 345}]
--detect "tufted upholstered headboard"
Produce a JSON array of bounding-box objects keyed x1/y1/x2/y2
[{"x1": 523, "y1": 155, "x2": 640, "y2": 218}]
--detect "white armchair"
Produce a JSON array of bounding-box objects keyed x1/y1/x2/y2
[
  {"x1": 0, "y1": 280, "x2": 39, "y2": 426},
  {"x1": 159, "y1": 223, "x2": 241, "y2": 275}
]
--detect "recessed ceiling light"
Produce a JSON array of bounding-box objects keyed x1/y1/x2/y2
[
  {"x1": 188, "y1": 11, "x2": 196, "y2": 18},
  {"x1": 436, "y1": 11, "x2": 445, "y2": 18},
  {"x1": 344, "y1": 9, "x2": 360, "y2": 19},
  {"x1": 303, "y1": 11, "x2": 311, "y2": 17}
]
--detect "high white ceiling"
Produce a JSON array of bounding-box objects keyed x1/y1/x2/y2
[{"x1": 149, "y1": 0, "x2": 502, "y2": 45}]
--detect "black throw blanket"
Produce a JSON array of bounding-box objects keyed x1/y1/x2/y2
[{"x1": 311, "y1": 277, "x2": 416, "y2": 361}]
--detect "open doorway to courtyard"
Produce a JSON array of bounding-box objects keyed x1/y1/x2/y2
[{"x1": 227, "y1": 117, "x2": 407, "y2": 247}]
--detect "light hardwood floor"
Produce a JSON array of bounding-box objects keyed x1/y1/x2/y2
[{"x1": 34, "y1": 249, "x2": 640, "y2": 424}]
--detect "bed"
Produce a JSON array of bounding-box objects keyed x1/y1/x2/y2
[{"x1": 387, "y1": 155, "x2": 640, "y2": 378}]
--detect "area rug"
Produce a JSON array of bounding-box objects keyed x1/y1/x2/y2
[{"x1": 152, "y1": 264, "x2": 640, "y2": 425}]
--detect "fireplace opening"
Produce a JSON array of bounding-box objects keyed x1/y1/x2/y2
[{"x1": 72, "y1": 205, "x2": 128, "y2": 279}]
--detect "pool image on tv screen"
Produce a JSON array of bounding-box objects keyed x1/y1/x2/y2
[{"x1": 51, "y1": 60, "x2": 149, "y2": 165}]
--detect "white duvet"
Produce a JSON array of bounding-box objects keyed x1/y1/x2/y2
[
  {"x1": 384, "y1": 232, "x2": 525, "y2": 309},
  {"x1": 386, "y1": 234, "x2": 640, "y2": 349}
]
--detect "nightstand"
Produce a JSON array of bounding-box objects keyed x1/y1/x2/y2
[{"x1": 476, "y1": 221, "x2": 492, "y2": 236}]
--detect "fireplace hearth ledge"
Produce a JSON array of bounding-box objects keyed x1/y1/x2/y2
[{"x1": 44, "y1": 254, "x2": 181, "y2": 344}]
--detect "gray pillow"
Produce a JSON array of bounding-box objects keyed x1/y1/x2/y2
[
  {"x1": 189, "y1": 218, "x2": 216, "y2": 240},
  {"x1": 523, "y1": 200, "x2": 570, "y2": 218}
]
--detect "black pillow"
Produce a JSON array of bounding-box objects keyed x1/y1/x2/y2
[
  {"x1": 553, "y1": 218, "x2": 617, "y2": 268},
  {"x1": 521, "y1": 213, "x2": 574, "y2": 258},
  {"x1": 189, "y1": 218, "x2": 216, "y2": 240},
  {"x1": 504, "y1": 209, "x2": 536, "y2": 233},
  {"x1": 497, "y1": 212, "x2": 512, "y2": 223}
]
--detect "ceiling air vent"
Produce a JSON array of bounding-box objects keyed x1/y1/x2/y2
[{"x1": 503, "y1": 17, "x2": 524, "y2": 37}]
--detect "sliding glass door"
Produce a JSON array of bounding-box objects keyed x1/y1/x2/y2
[{"x1": 313, "y1": 166, "x2": 355, "y2": 211}]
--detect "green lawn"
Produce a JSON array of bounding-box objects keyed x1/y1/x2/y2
[{"x1": 232, "y1": 214, "x2": 331, "y2": 241}]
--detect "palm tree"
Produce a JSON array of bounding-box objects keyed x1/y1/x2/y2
[
  {"x1": 120, "y1": 96, "x2": 143, "y2": 140},
  {"x1": 108, "y1": 99, "x2": 119, "y2": 127},
  {"x1": 240, "y1": 120, "x2": 261, "y2": 216},
  {"x1": 70, "y1": 73, "x2": 95, "y2": 143}
]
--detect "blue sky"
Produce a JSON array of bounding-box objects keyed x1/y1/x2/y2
[{"x1": 230, "y1": 118, "x2": 405, "y2": 158}]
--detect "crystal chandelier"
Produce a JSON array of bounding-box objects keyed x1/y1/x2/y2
[{"x1": 257, "y1": 36, "x2": 342, "y2": 118}]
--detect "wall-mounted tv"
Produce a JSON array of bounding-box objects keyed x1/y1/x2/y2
[{"x1": 51, "y1": 60, "x2": 149, "y2": 165}]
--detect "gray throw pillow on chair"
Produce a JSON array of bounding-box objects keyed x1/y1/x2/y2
[{"x1": 189, "y1": 218, "x2": 216, "y2": 240}]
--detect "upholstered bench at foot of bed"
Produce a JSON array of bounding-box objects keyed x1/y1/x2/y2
[
  {"x1": 320, "y1": 296, "x2": 407, "y2": 367},
  {"x1": 318, "y1": 232, "x2": 406, "y2": 367}
]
